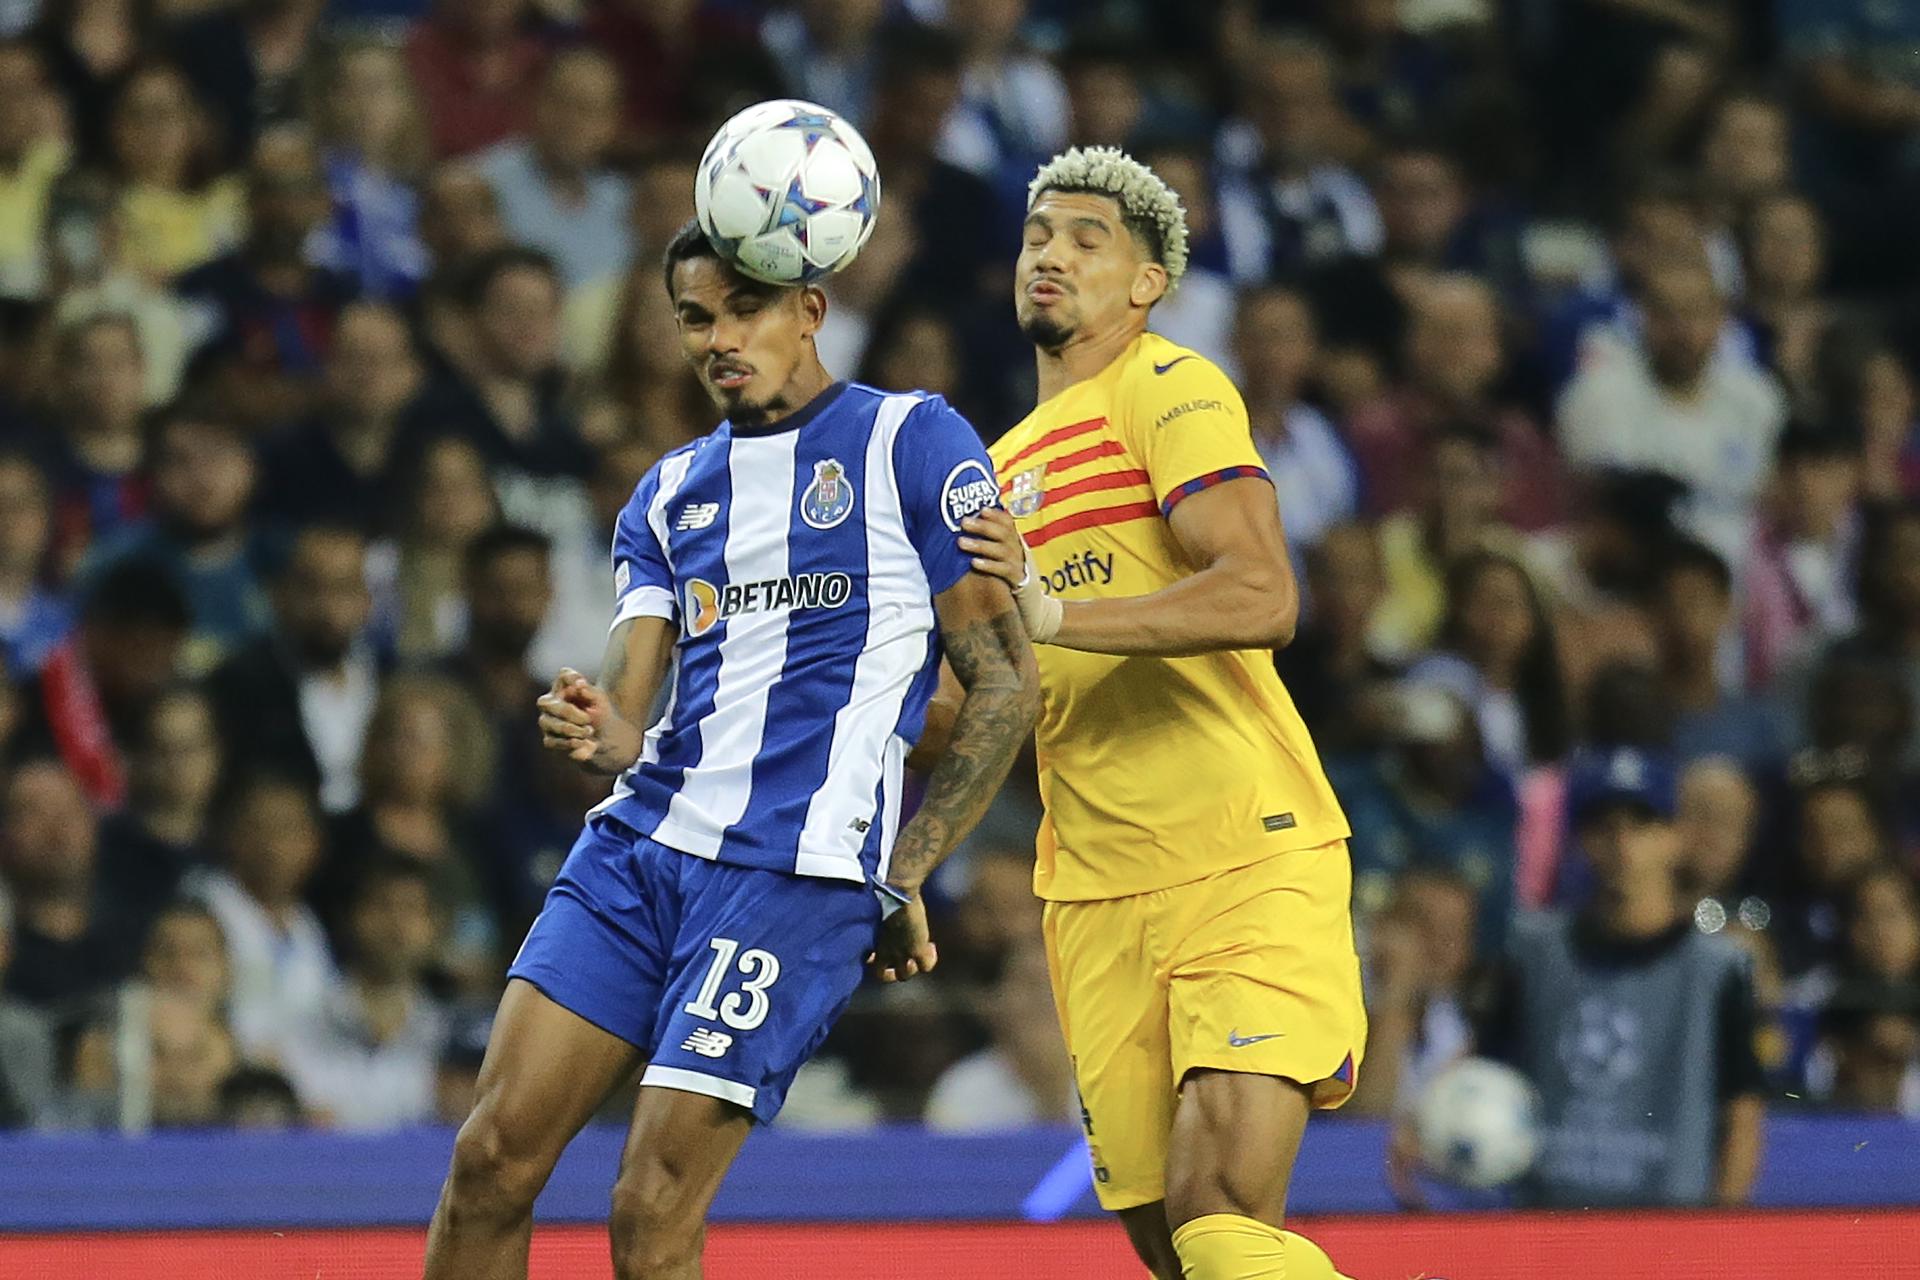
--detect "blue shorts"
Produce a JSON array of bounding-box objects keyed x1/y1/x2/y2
[{"x1": 507, "y1": 817, "x2": 880, "y2": 1123}]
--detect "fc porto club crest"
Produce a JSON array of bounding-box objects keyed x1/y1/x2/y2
[
  {"x1": 1005, "y1": 464, "x2": 1046, "y2": 519},
  {"x1": 800, "y1": 457, "x2": 855, "y2": 529}
]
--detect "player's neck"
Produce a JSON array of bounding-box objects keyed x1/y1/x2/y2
[
  {"x1": 735, "y1": 361, "x2": 836, "y2": 431},
  {"x1": 1034, "y1": 318, "x2": 1145, "y2": 404}
]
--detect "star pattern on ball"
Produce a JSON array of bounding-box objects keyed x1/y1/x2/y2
[
  {"x1": 775, "y1": 177, "x2": 834, "y2": 245},
  {"x1": 780, "y1": 108, "x2": 840, "y2": 150}
]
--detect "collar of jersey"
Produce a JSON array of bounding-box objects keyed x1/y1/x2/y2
[{"x1": 727, "y1": 380, "x2": 849, "y2": 439}]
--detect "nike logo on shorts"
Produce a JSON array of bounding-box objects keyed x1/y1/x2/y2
[{"x1": 1228, "y1": 1029, "x2": 1284, "y2": 1047}]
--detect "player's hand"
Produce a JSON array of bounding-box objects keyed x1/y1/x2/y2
[
  {"x1": 960, "y1": 509, "x2": 1062, "y2": 644},
  {"x1": 537, "y1": 668, "x2": 642, "y2": 776},
  {"x1": 868, "y1": 895, "x2": 938, "y2": 984}
]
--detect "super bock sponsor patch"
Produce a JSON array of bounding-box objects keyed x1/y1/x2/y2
[{"x1": 941, "y1": 459, "x2": 1001, "y2": 530}]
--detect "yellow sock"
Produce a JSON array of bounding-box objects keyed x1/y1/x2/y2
[{"x1": 1169, "y1": 1214, "x2": 1353, "y2": 1280}]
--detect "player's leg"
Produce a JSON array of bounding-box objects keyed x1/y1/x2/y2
[
  {"x1": 425, "y1": 979, "x2": 642, "y2": 1280},
  {"x1": 607, "y1": 1085, "x2": 752, "y2": 1279},
  {"x1": 1040, "y1": 896, "x2": 1181, "y2": 1279},
  {"x1": 427, "y1": 818, "x2": 673, "y2": 1280},
  {"x1": 1161, "y1": 846, "x2": 1366, "y2": 1280}
]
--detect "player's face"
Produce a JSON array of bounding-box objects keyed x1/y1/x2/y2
[
  {"x1": 1015, "y1": 192, "x2": 1164, "y2": 352},
  {"x1": 671, "y1": 256, "x2": 825, "y2": 424}
]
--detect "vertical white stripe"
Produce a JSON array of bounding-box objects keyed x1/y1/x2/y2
[
  {"x1": 645, "y1": 447, "x2": 699, "y2": 574},
  {"x1": 657, "y1": 434, "x2": 797, "y2": 857},
  {"x1": 795, "y1": 394, "x2": 934, "y2": 876}
]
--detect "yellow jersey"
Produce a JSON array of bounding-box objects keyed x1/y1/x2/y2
[{"x1": 989, "y1": 333, "x2": 1348, "y2": 902}]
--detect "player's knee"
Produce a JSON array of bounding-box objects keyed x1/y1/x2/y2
[
  {"x1": 609, "y1": 1150, "x2": 705, "y2": 1273},
  {"x1": 444, "y1": 1112, "x2": 552, "y2": 1223}
]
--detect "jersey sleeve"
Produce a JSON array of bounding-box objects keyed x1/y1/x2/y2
[
  {"x1": 609, "y1": 462, "x2": 677, "y2": 628},
  {"x1": 1118, "y1": 352, "x2": 1269, "y2": 517},
  {"x1": 892, "y1": 395, "x2": 1000, "y2": 596}
]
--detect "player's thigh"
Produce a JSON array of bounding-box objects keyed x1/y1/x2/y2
[
  {"x1": 643, "y1": 860, "x2": 878, "y2": 1124},
  {"x1": 1165, "y1": 1067, "x2": 1312, "y2": 1226},
  {"x1": 462, "y1": 977, "x2": 644, "y2": 1178},
  {"x1": 1166, "y1": 845, "x2": 1366, "y2": 1112},
  {"x1": 614, "y1": 1083, "x2": 753, "y2": 1229},
  {"x1": 1042, "y1": 895, "x2": 1175, "y2": 1211}
]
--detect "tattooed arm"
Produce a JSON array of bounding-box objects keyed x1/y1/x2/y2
[
  {"x1": 871, "y1": 572, "x2": 1040, "y2": 981},
  {"x1": 536, "y1": 615, "x2": 677, "y2": 775}
]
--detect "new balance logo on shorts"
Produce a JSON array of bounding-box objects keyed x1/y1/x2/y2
[{"x1": 682, "y1": 1027, "x2": 733, "y2": 1058}]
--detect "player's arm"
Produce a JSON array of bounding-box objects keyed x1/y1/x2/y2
[
  {"x1": 1711, "y1": 964, "x2": 1768, "y2": 1205},
  {"x1": 536, "y1": 615, "x2": 677, "y2": 775},
  {"x1": 959, "y1": 477, "x2": 1298, "y2": 656},
  {"x1": 871, "y1": 574, "x2": 1039, "y2": 981}
]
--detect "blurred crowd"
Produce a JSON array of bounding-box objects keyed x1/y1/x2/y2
[{"x1": 1, "y1": 0, "x2": 1918, "y2": 1166}]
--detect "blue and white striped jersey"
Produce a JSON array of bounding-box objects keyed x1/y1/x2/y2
[{"x1": 593, "y1": 382, "x2": 1000, "y2": 883}]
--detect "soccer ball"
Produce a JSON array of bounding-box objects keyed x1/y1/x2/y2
[
  {"x1": 694, "y1": 99, "x2": 881, "y2": 286},
  {"x1": 1413, "y1": 1057, "x2": 1540, "y2": 1189}
]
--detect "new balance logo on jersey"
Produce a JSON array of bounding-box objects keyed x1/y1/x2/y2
[
  {"x1": 677, "y1": 502, "x2": 721, "y2": 530},
  {"x1": 682, "y1": 1027, "x2": 733, "y2": 1058},
  {"x1": 684, "y1": 572, "x2": 854, "y2": 637}
]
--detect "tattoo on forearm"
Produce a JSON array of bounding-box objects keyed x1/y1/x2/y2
[{"x1": 887, "y1": 609, "x2": 1038, "y2": 888}]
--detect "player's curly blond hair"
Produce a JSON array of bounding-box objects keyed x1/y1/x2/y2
[{"x1": 1028, "y1": 146, "x2": 1190, "y2": 292}]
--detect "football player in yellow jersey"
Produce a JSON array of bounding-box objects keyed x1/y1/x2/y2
[{"x1": 958, "y1": 147, "x2": 1365, "y2": 1280}]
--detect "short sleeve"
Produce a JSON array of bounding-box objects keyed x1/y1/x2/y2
[
  {"x1": 892, "y1": 396, "x2": 999, "y2": 596},
  {"x1": 609, "y1": 461, "x2": 677, "y2": 629},
  {"x1": 1118, "y1": 352, "x2": 1269, "y2": 516},
  {"x1": 1715, "y1": 956, "x2": 1767, "y2": 1101}
]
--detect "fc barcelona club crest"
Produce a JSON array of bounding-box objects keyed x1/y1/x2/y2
[
  {"x1": 800, "y1": 457, "x2": 855, "y2": 529},
  {"x1": 1006, "y1": 464, "x2": 1046, "y2": 518}
]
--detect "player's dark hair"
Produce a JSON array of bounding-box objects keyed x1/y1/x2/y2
[
  {"x1": 1658, "y1": 536, "x2": 1733, "y2": 596},
  {"x1": 464, "y1": 521, "x2": 551, "y2": 580},
  {"x1": 219, "y1": 1065, "x2": 304, "y2": 1124},
  {"x1": 662, "y1": 218, "x2": 723, "y2": 296}
]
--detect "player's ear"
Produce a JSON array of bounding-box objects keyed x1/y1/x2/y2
[
  {"x1": 798, "y1": 285, "x2": 828, "y2": 336},
  {"x1": 1130, "y1": 261, "x2": 1168, "y2": 309}
]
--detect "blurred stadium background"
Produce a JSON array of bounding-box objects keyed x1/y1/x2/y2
[{"x1": 2, "y1": 0, "x2": 1920, "y2": 1276}]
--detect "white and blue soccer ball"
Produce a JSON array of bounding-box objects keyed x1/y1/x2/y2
[
  {"x1": 694, "y1": 99, "x2": 881, "y2": 286},
  {"x1": 1414, "y1": 1057, "x2": 1541, "y2": 1190}
]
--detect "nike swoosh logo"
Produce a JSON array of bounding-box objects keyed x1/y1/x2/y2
[
  {"x1": 1227, "y1": 1029, "x2": 1284, "y2": 1047},
  {"x1": 1153, "y1": 356, "x2": 1195, "y2": 375}
]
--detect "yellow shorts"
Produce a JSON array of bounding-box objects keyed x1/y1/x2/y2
[{"x1": 1041, "y1": 842, "x2": 1367, "y2": 1211}]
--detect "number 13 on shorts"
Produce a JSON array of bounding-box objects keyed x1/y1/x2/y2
[{"x1": 684, "y1": 937, "x2": 781, "y2": 1031}]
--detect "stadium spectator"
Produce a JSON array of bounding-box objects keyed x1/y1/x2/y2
[
  {"x1": 206, "y1": 525, "x2": 379, "y2": 813},
  {"x1": 1652, "y1": 539, "x2": 1788, "y2": 773},
  {"x1": 137, "y1": 896, "x2": 231, "y2": 1014},
  {"x1": 40, "y1": 313, "x2": 152, "y2": 575},
  {"x1": 283, "y1": 856, "x2": 449, "y2": 1130},
  {"x1": 439, "y1": 523, "x2": 548, "y2": 733},
  {"x1": 254, "y1": 300, "x2": 424, "y2": 536},
  {"x1": 175, "y1": 123, "x2": 355, "y2": 430},
  {"x1": 1827, "y1": 503, "x2": 1920, "y2": 766},
  {"x1": 1675, "y1": 756, "x2": 1765, "y2": 920},
  {"x1": 324, "y1": 674, "x2": 496, "y2": 987},
  {"x1": 11, "y1": 559, "x2": 189, "y2": 808},
  {"x1": 418, "y1": 159, "x2": 508, "y2": 275},
  {"x1": 1741, "y1": 424, "x2": 1860, "y2": 691},
  {"x1": 1341, "y1": 680, "x2": 1517, "y2": 940},
  {"x1": 65, "y1": 986, "x2": 242, "y2": 1130},
  {"x1": 1274, "y1": 521, "x2": 1397, "y2": 759},
  {"x1": 0, "y1": 880, "x2": 58, "y2": 1127},
  {"x1": 0, "y1": 757, "x2": 143, "y2": 1009},
  {"x1": 924, "y1": 941, "x2": 1075, "y2": 1131},
  {"x1": 929, "y1": 842, "x2": 1042, "y2": 990},
  {"x1": 29, "y1": 0, "x2": 144, "y2": 169},
  {"x1": 403, "y1": 0, "x2": 544, "y2": 160},
  {"x1": 0, "y1": 451, "x2": 67, "y2": 679},
  {"x1": 1841, "y1": 341, "x2": 1920, "y2": 502},
  {"x1": 1413, "y1": 550, "x2": 1570, "y2": 774},
  {"x1": 1369, "y1": 426, "x2": 1514, "y2": 662},
  {"x1": 1349, "y1": 865, "x2": 1478, "y2": 1120},
  {"x1": 936, "y1": 0, "x2": 1068, "y2": 181},
  {"x1": 1811, "y1": 995, "x2": 1920, "y2": 1117},
  {"x1": 1058, "y1": 33, "x2": 1147, "y2": 154},
  {"x1": 1740, "y1": 192, "x2": 1828, "y2": 399},
  {"x1": 84, "y1": 409, "x2": 270, "y2": 674},
  {"x1": 1557, "y1": 256, "x2": 1788, "y2": 563},
  {"x1": 1697, "y1": 91, "x2": 1793, "y2": 290},
  {"x1": 96, "y1": 686, "x2": 220, "y2": 908},
  {"x1": 582, "y1": 0, "x2": 769, "y2": 153},
  {"x1": 1775, "y1": 774, "x2": 1891, "y2": 981},
  {"x1": 220, "y1": 1062, "x2": 305, "y2": 1128},
  {"x1": 383, "y1": 435, "x2": 498, "y2": 663},
  {"x1": 1799, "y1": 865, "x2": 1920, "y2": 1021},
  {"x1": 856, "y1": 305, "x2": 962, "y2": 405},
  {"x1": 99, "y1": 61, "x2": 243, "y2": 285},
  {"x1": 478, "y1": 49, "x2": 631, "y2": 293},
  {"x1": 166, "y1": 0, "x2": 323, "y2": 168},
  {"x1": 0, "y1": 37, "x2": 64, "y2": 302},
  {"x1": 1482, "y1": 746, "x2": 1766, "y2": 1208},
  {"x1": 1346, "y1": 275, "x2": 1565, "y2": 532},
  {"x1": 1134, "y1": 138, "x2": 1237, "y2": 370},
  {"x1": 184, "y1": 772, "x2": 331, "y2": 1058},
  {"x1": 309, "y1": 37, "x2": 431, "y2": 299},
  {"x1": 1216, "y1": 31, "x2": 1381, "y2": 283},
  {"x1": 758, "y1": 0, "x2": 888, "y2": 127},
  {"x1": 1235, "y1": 284, "x2": 1358, "y2": 563}
]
